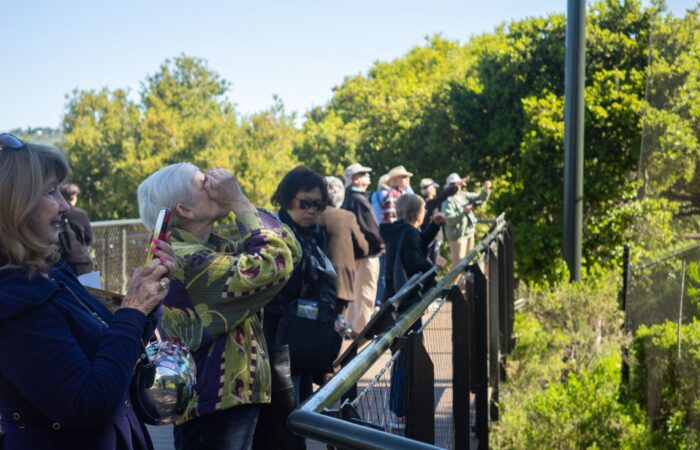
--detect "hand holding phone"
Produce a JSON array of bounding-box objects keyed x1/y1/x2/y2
[{"x1": 145, "y1": 208, "x2": 171, "y2": 265}]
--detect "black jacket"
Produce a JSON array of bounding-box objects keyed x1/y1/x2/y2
[
  {"x1": 341, "y1": 188, "x2": 383, "y2": 256},
  {"x1": 380, "y1": 221, "x2": 434, "y2": 302},
  {"x1": 420, "y1": 184, "x2": 459, "y2": 231}
]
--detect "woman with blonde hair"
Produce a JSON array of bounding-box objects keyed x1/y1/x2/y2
[{"x1": 0, "y1": 133, "x2": 175, "y2": 450}]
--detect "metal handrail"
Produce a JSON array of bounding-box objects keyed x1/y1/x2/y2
[
  {"x1": 632, "y1": 243, "x2": 700, "y2": 272},
  {"x1": 288, "y1": 213, "x2": 507, "y2": 449},
  {"x1": 91, "y1": 218, "x2": 144, "y2": 228}
]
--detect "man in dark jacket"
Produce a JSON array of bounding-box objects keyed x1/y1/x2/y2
[
  {"x1": 59, "y1": 183, "x2": 95, "y2": 275},
  {"x1": 341, "y1": 163, "x2": 384, "y2": 336}
]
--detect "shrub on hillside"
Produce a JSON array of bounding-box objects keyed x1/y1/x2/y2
[
  {"x1": 492, "y1": 270, "x2": 653, "y2": 448},
  {"x1": 630, "y1": 320, "x2": 700, "y2": 448}
]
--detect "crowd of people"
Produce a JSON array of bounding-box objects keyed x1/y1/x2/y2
[{"x1": 0, "y1": 131, "x2": 491, "y2": 450}]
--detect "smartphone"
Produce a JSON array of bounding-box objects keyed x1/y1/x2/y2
[{"x1": 145, "y1": 208, "x2": 171, "y2": 264}]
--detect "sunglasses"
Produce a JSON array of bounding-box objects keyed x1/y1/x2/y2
[
  {"x1": 296, "y1": 197, "x2": 328, "y2": 211},
  {"x1": 0, "y1": 133, "x2": 26, "y2": 151}
]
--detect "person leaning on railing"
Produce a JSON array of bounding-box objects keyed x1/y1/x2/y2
[
  {"x1": 137, "y1": 163, "x2": 301, "y2": 450},
  {"x1": 380, "y1": 193, "x2": 444, "y2": 428},
  {"x1": 0, "y1": 133, "x2": 176, "y2": 450}
]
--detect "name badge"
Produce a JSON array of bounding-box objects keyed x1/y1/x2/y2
[{"x1": 297, "y1": 300, "x2": 319, "y2": 320}]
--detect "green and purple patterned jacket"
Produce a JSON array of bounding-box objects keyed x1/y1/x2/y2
[{"x1": 158, "y1": 209, "x2": 301, "y2": 425}]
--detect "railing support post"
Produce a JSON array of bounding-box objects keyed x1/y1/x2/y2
[
  {"x1": 470, "y1": 264, "x2": 489, "y2": 449},
  {"x1": 450, "y1": 284, "x2": 470, "y2": 450},
  {"x1": 488, "y1": 246, "x2": 500, "y2": 422},
  {"x1": 406, "y1": 332, "x2": 435, "y2": 444},
  {"x1": 621, "y1": 244, "x2": 631, "y2": 386}
]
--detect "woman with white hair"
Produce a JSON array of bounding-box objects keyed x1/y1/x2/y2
[
  {"x1": 316, "y1": 176, "x2": 369, "y2": 335},
  {"x1": 137, "y1": 163, "x2": 301, "y2": 450}
]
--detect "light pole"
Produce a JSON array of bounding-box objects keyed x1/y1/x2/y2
[{"x1": 563, "y1": 0, "x2": 586, "y2": 281}]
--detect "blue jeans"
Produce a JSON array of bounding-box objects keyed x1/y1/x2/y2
[
  {"x1": 375, "y1": 254, "x2": 386, "y2": 306},
  {"x1": 174, "y1": 404, "x2": 260, "y2": 450},
  {"x1": 389, "y1": 319, "x2": 423, "y2": 417}
]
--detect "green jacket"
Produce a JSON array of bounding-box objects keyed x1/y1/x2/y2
[
  {"x1": 441, "y1": 189, "x2": 490, "y2": 241},
  {"x1": 159, "y1": 209, "x2": 301, "y2": 424}
]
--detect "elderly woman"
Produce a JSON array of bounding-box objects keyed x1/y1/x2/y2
[
  {"x1": 380, "y1": 193, "x2": 443, "y2": 429},
  {"x1": 0, "y1": 133, "x2": 174, "y2": 450},
  {"x1": 317, "y1": 176, "x2": 369, "y2": 334},
  {"x1": 137, "y1": 163, "x2": 300, "y2": 450}
]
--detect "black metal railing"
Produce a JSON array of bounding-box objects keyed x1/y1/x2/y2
[{"x1": 288, "y1": 214, "x2": 516, "y2": 449}]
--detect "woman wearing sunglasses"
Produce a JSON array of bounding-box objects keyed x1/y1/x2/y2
[
  {"x1": 0, "y1": 133, "x2": 175, "y2": 450},
  {"x1": 254, "y1": 166, "x2": 339, "y2": 448}
]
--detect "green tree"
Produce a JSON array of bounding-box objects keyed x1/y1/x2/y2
[{"x1": 62, "y1": 56, "x2": 296, "y2": 219}]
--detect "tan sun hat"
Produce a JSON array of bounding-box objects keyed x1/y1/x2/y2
[{"x1": 387, "y1": 165, "x2": 413, "y2": 180}]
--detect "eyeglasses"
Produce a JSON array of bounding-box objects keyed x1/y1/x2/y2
[
  {"x1": 0, "y1": 133, "x2": 26, "y2": 151},
  {"x1": 295, "y1": 197, "x2": 328, "y2": 211}
]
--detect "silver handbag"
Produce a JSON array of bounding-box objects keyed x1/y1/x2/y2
[{"x1": 131, "y1": 340, "x2": 196, "y2": 425}]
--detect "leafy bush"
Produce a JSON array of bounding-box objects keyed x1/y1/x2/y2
[
  {"x1": 501, "y1": 356, "x2": 651, "y2": 450},
  {"x1": 493, "y1": 271, "x2": 652, "y2": 448},
  {"x1": 630, "y1": 320, "x2": 700, "y2": 448}
]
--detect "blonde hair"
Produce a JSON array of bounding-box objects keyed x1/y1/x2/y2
[
  {"x1": 396, "y1": 193, "x2": 425, "y2": 224},
  {"x1": 0, "y1": 143, "x2": 70, "y2": 275}
]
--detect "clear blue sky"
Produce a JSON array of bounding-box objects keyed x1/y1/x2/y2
[{"x1": 1, "y1": 0, "x2": 679, "y2": 130}]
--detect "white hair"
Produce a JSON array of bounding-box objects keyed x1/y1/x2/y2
[
  {"x1": 325, "y1": 176, "x2": 345, "y2": 207},
  {"x1": 138, "y1": 162, "x2": 199, "y2": 231}
]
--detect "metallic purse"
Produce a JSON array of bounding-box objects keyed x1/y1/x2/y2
[{"x1": 131, "y1": 340, "x2": 196, "y2": 425}]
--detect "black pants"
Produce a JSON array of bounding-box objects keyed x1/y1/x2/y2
[{"x1": 173, "y1": 404, "x2": 260, "y2": 450}]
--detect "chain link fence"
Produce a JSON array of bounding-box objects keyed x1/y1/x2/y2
[{"x1": 90, "y1": 220, "x2": 240, "y2": 294}]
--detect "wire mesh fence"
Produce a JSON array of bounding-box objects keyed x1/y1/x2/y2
[
  {"x1": 419, "y1": 297, "x2": 454, "y2": 449},
  {"x1": 626, "y1": 244, "x2": 700, "y2": 334},
  {"x1": 90, "y1": 220, "x2": 239, "y2": 294},
  {"x1": 346, "y1": 292, "x2": 461, "y2": 449},
  {"x1": 91, "y1": 220, "x2": 149, "y2": 294}
]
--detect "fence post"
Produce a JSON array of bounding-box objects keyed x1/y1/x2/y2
[
  {"x1": 406, "y1": 332, "x2": 435, "y2": 444},
  {"x1": 450, "y1": 284, "x2": 470, "y2": 450},
  {"x1": 504, "y1": 225, "x2": 516, "y2": 355},
  {"x1": 121, "y1": 227, "x2": 129, "y2": 294},
  {"x1": 469, "y1": 264, "x2": 489, "y2": 449},
  {"x1": 621, "y1": 244, "x2": 630, "y2": 386},
  {"x1": 487, "y1": 245, "x2": 500, "y2": 422}
]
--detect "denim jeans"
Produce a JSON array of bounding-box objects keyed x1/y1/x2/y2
[
  {"x1": 173, "y1": 404, "x2": 260, "y2": 450},
  {"x1": 375, "y1": 254, "x2": 386, "y2": 306}
]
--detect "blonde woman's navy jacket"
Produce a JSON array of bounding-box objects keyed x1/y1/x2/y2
[{"x1": 0, "y1": 260, "x2": 159, "y2": 450}]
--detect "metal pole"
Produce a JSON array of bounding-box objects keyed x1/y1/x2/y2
[{"x1": 563, "y1": 0, "x2": 586, "y2": 281}]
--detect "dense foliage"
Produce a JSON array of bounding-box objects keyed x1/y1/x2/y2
[
  {"x1": 295, "y1": 0, "x2": 697, "y2": 283},
  {"x1": 630, "y1": 320, "x2": 700, "y2": 448},
  {"x1": 492, "y1": 272, "x2": 653, "y2": 448}
]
